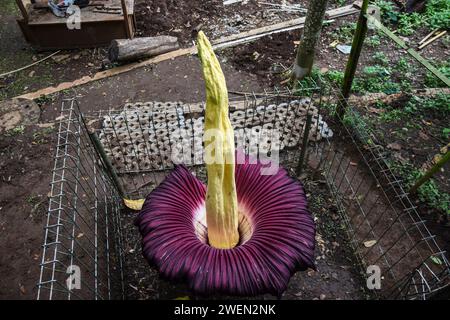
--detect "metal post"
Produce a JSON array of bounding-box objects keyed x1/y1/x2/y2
[
  {"x1": 410, "y1": 150, "x2": 450, "y2": 194},
  {"x1": 296, "y1": 112, "x2": 313, "y2": 176},
  {"x1": 89, "y1": 131, "x2": 126, "y2": 198},
  {"x1": 338, "y1": 0, "x2": 369, "y2": 116}
]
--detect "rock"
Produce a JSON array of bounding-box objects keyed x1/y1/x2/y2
[
  {"x1": 387, "y1": 142, "x2": 402, "y2": 151},
  {"x1": 336, "y1": 44, "x2": 352, "y2": 54},
  {"x1": 363, "y1": 240, "x2": 377, "y2": 248},
  {"x1": 51, "y1": 54, "x2": 70, "y2": 63}
]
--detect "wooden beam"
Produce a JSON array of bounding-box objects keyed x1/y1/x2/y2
[
  {"x1": 121, "y1": 0, "x2": 132, "y2": 39},
  {"x1": 18, "y1": 47, "x2": 196, "y2": 100},
  {"x1": 15, "y1": 0, "x2": 29, "y2": 21}
]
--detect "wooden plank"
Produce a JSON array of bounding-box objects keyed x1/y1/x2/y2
[
  {"x1": 121, "y1": 0, "x2": 132, "y2": 39},
  {"x1": 18, "y1": 47, "x2": 196, "y2": 100}
]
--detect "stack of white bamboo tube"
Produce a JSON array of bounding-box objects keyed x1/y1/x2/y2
[{"x1": 98, "y1": 100, "x2": 333, "y2": 172}]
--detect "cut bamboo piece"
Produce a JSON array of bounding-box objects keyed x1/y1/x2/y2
[
  {"x1": 418, "y1": 30, "x2": 447, "y2": 50},
  {"x1": 418, "y1": 28, "x2": 440, "y2": 45}
]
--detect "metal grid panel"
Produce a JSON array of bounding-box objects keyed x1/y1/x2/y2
[{"x1": 37, "y1": 99, "x2": 124, "y2": 300}]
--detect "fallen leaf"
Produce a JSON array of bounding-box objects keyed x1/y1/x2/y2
[
  {"x1": 431, "y1": 256, "x2": 442, "y2": 265},
  {"x1": 123, "y1": 198, "x2": 145, "y2": 211},
  {"x1": 19, "y1": 284, "x2": 26, "y2": 295},
  {"x1": 364, "y1": 240, "x2": 377, "y2": 248},
  {"x1": 174, "y1": 296, "x2": 190, "y2": 300},
  {"x1": 329, "y1": 40, "x2": 339, "y2": 48}
]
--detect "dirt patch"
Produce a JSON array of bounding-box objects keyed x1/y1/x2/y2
[
  {"x1": 135, "y1": 0, "x2": 224, "y2": 45},
  {"x1": 0, "y1": 124, "x2": 56, "y2": 299}
]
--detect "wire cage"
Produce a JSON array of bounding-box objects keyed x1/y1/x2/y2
[
  {"x1": 37, "y1": 100, "x2": 125, "y2": 300},
  {"x1": 37, "y1": 81, "x2": 449, "y2": 299}
]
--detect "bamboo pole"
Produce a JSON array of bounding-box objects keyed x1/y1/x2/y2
[
  {"x1": 409, "y1": 150, "x2": 450, "y2": 194},
  {"x1": 89, "y1": 131, "x2": 127, "y2": 198},
  {"x1": 296, "y1": 112, "x2": 313, "y2": 176},
  {"x1": 338, "y1": 0, "x2": 369, "y2": 116}
]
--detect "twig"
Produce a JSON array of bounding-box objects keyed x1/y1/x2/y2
[
  {"x1": 418, "y1": 30, "x2": 447, "y2": 50},
  {"x1": 0, "y1": 51, "x2": 61, "y2": 78},
  {"x1": 418, "y1": 28, "x2": 440, "y2": 45}
]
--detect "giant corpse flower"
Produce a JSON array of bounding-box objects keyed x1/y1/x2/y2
[{"x1": 134, "y1": 31, "x2": 315, "y2": 296}]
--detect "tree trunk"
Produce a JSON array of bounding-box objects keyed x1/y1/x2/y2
[
  {"x1": 108, "y1": 36, "x2": 179, "y2": 63},
  {"x1": 292, "y1": 0, "x2": 329, "y2": 80}
]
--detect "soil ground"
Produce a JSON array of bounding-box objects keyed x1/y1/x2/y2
[{"x1": 0, "y1": 0, "x2": 448, "y2": 300}]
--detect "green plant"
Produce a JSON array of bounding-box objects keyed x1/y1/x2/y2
[
  {"x1": 395, "y1": 57, "x2": 412, "y2": 73},
  {"x1": 34, "y1": 95, "x2": 55, "y2": 106},
  {"x1": 374, "y1": 0, "x2": 399, "y2": 23},
  {"x1": 389, "y1": 161, "x2": 450, "y2": 214},
  {"x1": 333, "y1": 22, "x2": 357, "y2": 42},
  {"x1": 426, "y1": 0, "x2": 450, "y2": 29},
  {"x1": 379, "y1": 95, "x2": 449, "y2": 122},
  {"x1": 366, "y1": 34, "x2": 381, "y2": 47},
  {"x1": 397, "y1": 12, "x2": 421, "y2": 36},
  {"x1": 32, "y1": 127, "x2": 54, "y2": 144},
  {"x1": 323, "y1": 70, "x2": 344, "y2": 86},
  {"x1": 5, "y1": 125, "x2": 25, "y2": 136},
  {"x1": 373, "y1": 52, "x2": 389, "y2": 65},
  {"x1": 425, "y1": 63, "x2": 450, "y2": 88},
  {"x1": 354, "y1": 65, "x2": 400, "y2": 94},
  {"x1": 374, "y1": 0, "x2": 449, "y2": 33},
  {"x1": 442, "y1": 128, "x2": 450, "y2": 139}
]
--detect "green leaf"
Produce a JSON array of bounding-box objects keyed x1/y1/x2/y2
[{"x1": 431, "y1": 256, "x2": 442, "y2": 265}]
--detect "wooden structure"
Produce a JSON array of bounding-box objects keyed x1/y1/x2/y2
[{"x1": 15, "y1": 0, "x2": 135, "y2": 50}]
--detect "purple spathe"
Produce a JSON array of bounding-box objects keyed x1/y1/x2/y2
[{"x1": 134, "y1": 157, "x2": 316, "y2": 296}]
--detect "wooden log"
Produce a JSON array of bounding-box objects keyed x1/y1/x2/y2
[{"x1": 108, "y1": 36, "x2": 179, "y2": 62}]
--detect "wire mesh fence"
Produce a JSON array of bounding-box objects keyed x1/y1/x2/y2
[
  {"x1": 38, "y1": 83, "x2": 449, "y2": 299},
  {"x1": 37, "y1": 99, "x2": 125, "y2": 300},
  {"x1": 309, "y1": 87, "x2": 450, "y2": 299},
  {"x1": 310, "y1": 1, "x2": 450, "y2": 298}
]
